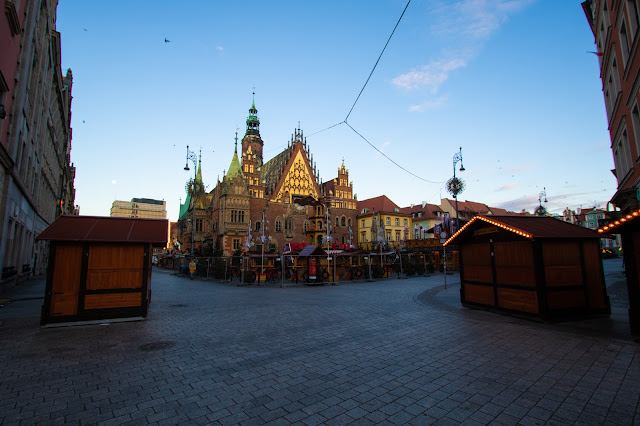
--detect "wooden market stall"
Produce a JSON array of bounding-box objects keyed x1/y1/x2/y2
[
  {"x1": 37, "y1": 215, "x2": 168, "y2": 326},
  {"x1": 445, "y1": 215, "x2": 610, "y2": 320},
  {"x1": 297, "y1": 244, "x2": 329, "y2": 283},
  {"x1": 598, "y1": 209, "x2": 640, "y2": 332}
]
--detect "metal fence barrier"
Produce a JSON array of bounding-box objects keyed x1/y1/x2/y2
[{"x1": 157, "y1": 251, "x2": 458, "y2": 285}]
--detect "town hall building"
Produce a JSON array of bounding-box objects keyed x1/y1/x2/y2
[{"x1": 178, "y1": 97, "x2": 358, "y2": 256}]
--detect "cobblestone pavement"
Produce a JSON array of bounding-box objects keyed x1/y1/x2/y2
[{"x1": 0, "y1": 260, "x2": 638, "y2": 425}]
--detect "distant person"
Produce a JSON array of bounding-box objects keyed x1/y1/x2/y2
[{"x1": 189, "y1": 259, "x2": 196, "y2": 280}]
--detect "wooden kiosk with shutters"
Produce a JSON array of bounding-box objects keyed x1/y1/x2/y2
[
  {"x1": 444, "y1": 215, "x2": 610, "y2": 320},
  {"x1": 37, "y1": 216, "x2": 168, "y2": 326}
]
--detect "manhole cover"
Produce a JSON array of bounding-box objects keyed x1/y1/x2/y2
[{"x1": 139, "y1": 341, "x2": 177, "y2": 351}]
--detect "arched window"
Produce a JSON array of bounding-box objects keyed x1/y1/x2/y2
[
  {"x1": 341, "y1": 216, "x2": 346, "y2": 226},
  {"x1": 342, "y1": 235, "x2": 346, "y2": 244},
  {"x1": 285, "y1": 217, "x2": 293, "y2": 230},
  {"x1": 336, "y1": 217, "x2": 340, "y2": 227},
  {"x1": 255, "y1": 221, "x2": 261, "y2": 232},
  {"x1": 275, "y1": 217, "x2": 282, "y2": 232},
  {"x1": 348, "y1": 218, "x2": 352, "y2": 228},
  {"x1": 317, "y1": 235, "x2": 323, "y2": 244},
  {"x1": 304, "y1": 220, "x2": 310, "y2": 232}
]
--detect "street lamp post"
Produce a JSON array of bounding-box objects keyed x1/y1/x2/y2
[
  {"x1": 535, "y1": 187, "x2": 548, "y2": 216},
  {"x1": 451, "y1": 147, "x2": 465, "y2": 231},
  {"x1": 184, "y1": 145, "x2": 198, "y2": 257}
]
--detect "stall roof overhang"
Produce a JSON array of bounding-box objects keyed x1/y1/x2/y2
[
  {"x1": 298, "y1": 244, "x2": 327, "y2": 257},
  {"x1": 444, "y1": 215, "x2": 600, "y2": 246},
  {"x1": 37, "y1": 215, "x2": 169, "y2": 246},
  {"x1": 597, "y1": 208, "x2": 640, "y2": 234}
]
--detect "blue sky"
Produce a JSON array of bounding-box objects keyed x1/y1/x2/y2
[{"x1": 56, "y1": 0, "x2": 612, "y2": 222}]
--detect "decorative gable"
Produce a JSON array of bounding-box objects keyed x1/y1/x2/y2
[{"x1": 274, "y1": 150, "x2": 319, "y2": 203}]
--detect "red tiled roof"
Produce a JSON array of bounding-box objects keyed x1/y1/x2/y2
[
  {"x1": 488, "y1": 207, "x2": 510, "y2": 215},
  {"x1": 445, "y1": 215, "x2": 599, "y2": 245},
  {"x1": 357, "y1": 195, "x2": 404, "y2": 215},
  {"x1": 399, "y1": 203, "x2": 441, "y2": 218},
  {"x1": 458, "y1": 200, "x2": 490, "y2": 214},
  {"x1": 37, "y1": 216, "x2": 168, "y2": 245}
]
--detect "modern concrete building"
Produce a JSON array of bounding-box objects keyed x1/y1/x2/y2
[
  {"x1": 111, "y1": 198, "x2": 167, "y2": 219},
  {"x1": 0, "y1": 0, "x2": 76, "y2": 289}
]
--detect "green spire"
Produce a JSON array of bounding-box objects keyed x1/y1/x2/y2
[
  {"x1": 246, "y1": 91, "x2": 260, "y2": 136},
  {"x1": 226, "y1": 133, "x2": 245, "y2": 180}
]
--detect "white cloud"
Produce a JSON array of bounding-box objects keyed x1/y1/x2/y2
[
  {"x1": 432, "y1": 0, "x2": 533, "y2": 40},
  {"x1": 496, "y1": 183, "x2": 518, "y2": 191},
  {"x1": 393, "y1": 0, "x2": 532, "y2": 93},
  {"x1": 393, "y1": 59, "x2": 466, "y2": 92},
  {"x1": 408, "y1": 95, "x2": 449, "y2": 112},
  {"x1": 216, "y1": 46, "x2": 224, "y2": 52}
]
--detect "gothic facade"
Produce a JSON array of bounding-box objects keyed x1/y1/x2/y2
[{"x1": 181, "y1": 98, "x2": 358, "y2": 256}]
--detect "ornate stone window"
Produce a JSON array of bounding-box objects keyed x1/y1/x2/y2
[{"x1": 275, "y1": 217, "x2": 282, "y2": 232}]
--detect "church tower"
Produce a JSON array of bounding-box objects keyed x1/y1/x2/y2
[{"x1": 241, "y1": 93, "x2": 265, "y2": 198}]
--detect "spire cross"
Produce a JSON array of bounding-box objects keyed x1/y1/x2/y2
[{"x1": 234, "y1": 131, "x2": 238, "y2": 153}]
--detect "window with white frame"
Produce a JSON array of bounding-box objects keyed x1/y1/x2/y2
[{"x1": 613, "y1": 128, "x2": 633, "y2": 184}]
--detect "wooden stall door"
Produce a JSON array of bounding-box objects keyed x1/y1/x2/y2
[
  {"x1": 49, "y1": 245, "x2": 83, "y2": 316},
  {"x1": 84, "y1": 244, "x2": 144, "y2": 309}
]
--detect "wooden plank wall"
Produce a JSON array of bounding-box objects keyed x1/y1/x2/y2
[
  {"x1": 542, "y1": 242, "x2": 586, "y2": 310},
  {"x1": 86, "y1": 245, "x2": 144, "y2": 290},
  {"x1": 84, "y1": 244, "x2": 144, "y2": 310},
  {"x1": 494, "y1": 242, "x2": 535, "y2": 287},
  {"x1": 494, "y1": 241, "x2": 538, "y2": 314},
  {"x1": 461, "y1": 243, "x2": 495, "y2": 306},
  {"x1": 50, "y1": 245, "x2": 83, "y2": 317},
  {"x1": 582, "y1": 240, "x2": 608, "y2": 312}
]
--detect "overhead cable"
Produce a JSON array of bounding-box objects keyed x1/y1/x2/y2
[
  {"x1": 345, "y1": 0, "x2": 412, "y2": 122},
  {"x1": 344, "y1": 122, "x2": 444, "y2": 184}
]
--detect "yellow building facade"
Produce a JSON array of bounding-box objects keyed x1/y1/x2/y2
[{"x1": 357, "y1": 196, "x2": 411, "y2": 250}]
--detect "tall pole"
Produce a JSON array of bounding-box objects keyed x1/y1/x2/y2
[
  {"x1": 261, "y1": 210, "x2": 265, "y2": 275},
  {"x1": 452, "y1": 147, "x2": 465, "y2": 232},
  {"x1": 184, "y1": 145, "x2": 198, "y2": 257}
]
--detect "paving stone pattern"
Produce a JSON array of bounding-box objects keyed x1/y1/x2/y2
[{"x1": 0, "y1": 265, "x2": 639, "y2": 425}]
